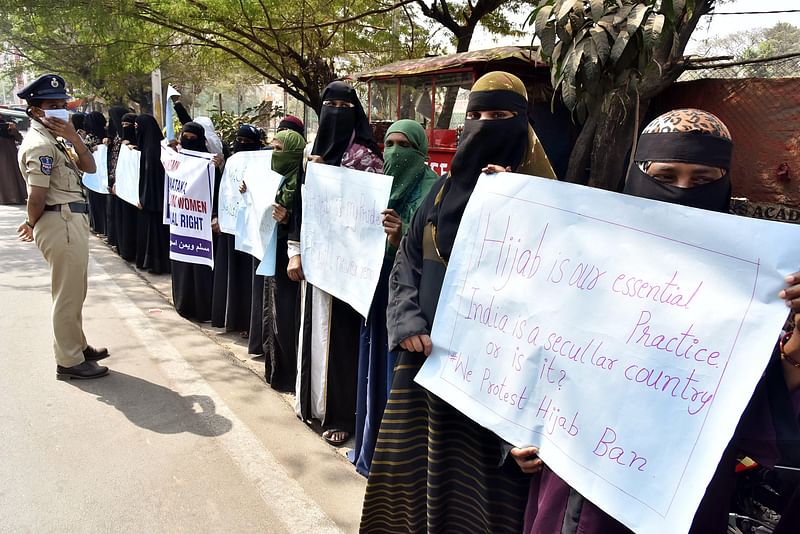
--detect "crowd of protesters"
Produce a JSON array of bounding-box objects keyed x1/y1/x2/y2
[{"x1": 7, "y1": 70, "x2": 800, "y2": 534}]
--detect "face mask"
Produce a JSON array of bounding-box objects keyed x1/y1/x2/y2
[{"x1": 43, "y1": 109, "x2": 70, "y2": 122}]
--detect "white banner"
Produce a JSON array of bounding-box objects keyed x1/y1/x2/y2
[
  {"x1": 81, "y1": 144, "x2": 108, "y2": 194},
  {"x1": 218, "y1": 151, "x2": 273, "y2": 234},
  {"x1": 415, "y1": 172, "x2": 800, "y2": 534},
  {"x1": 160, "y1": 146, "x2": 216, "y2": 267},
  {"x1": 234, "y1": 168, "x2": 284, "y2": 276},
  {"x1": 300, "y1": 162, "x2": 393, "y2": 317},
  {"x1": 115, "y1": 145, "x2": 141, "y2": 207}
]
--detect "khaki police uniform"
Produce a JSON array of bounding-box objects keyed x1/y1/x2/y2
[{"x1": 19, "y1": 119, "x2": 89, "y2": 367}]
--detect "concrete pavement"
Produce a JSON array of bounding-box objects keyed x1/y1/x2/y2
[{"x1": 0, "y1": 205, "x2": 366, "y2": 533}]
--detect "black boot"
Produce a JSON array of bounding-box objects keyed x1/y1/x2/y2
[
  {"x1": 56, "y1": 361, "x2": 109, "y2": 380},
  {"x1": 83, "y1": 345, "x2": 110, "y2": 362}
]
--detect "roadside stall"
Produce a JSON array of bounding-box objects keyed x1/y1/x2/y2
[{"x1": 353, "y1": 46, "x2": 577, "y2": 177}]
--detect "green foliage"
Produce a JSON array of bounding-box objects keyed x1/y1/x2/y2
[
  {"x1": 0, "y1": 0, "x2": 234, "y2": 106},
  {"x1": 208, "y1": 101, "x2": 284, "y2": 147},
  {"x1": 527, "y1": 0, "x2": 702, "y2": 121}
]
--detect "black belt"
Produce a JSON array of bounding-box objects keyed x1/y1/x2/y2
[{"x1": 44, "y1": 202, "x2": 89, "y2": 214}]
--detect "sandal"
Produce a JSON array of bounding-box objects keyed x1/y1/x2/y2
[
  {"x1": 322, "y1": 429, "x2": 350, "y2": 446},
  {"x1": 239, "y1": 331, "x2": 249, "y2": 339}
]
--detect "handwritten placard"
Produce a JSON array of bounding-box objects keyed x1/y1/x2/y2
[
  {"x1": 115, "y1": 145, "x2": 141, "y2": 207},
  {"x1": 234, "y1": 169, "x2": 284, "y2": 276},
  {"x1": 81, "y1": 144, "x2": 109, "y2": 194},
  {"x1": 415, "y1": 172, "x2": 800, "y2": 534},
  {"x1": 160, "y1": 146, "x2": 215, "y2": 267},
  {"x1": 300, "y1": 162, "x2": 393, "y2": 317},
  {"x1": 218, "y1": 150, "x2": 273, "y2": 234}
]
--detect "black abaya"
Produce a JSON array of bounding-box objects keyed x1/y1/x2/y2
[
  {"x1": 263, "y1": 235, "x2": 299, "y2": 392},
  {"x1": 211, "y1": 233, "x2": 252, "y2": 331},
  {"x1": 134, "y1": 114, "x2": 170, "y2": 273}
]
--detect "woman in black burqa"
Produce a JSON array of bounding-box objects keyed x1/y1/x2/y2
[
  {"x1": 170, "y1": 122, "x2": 222, "y2": 322},
  {"x1": 113, "y1": 112, "x2": 139, "y2": 261},
  {"x1": 105, "y1": 106, "x2": 128, "y2": 249},
  {"x1": 83, "y1": 111, "x2": 107, "y2": 234},
  {"x1": 211, "y1": 125, "x2": 261, "y2": 334},
  {"x1": 134, "y1": 114, "x2": 171, "y2": 274}
]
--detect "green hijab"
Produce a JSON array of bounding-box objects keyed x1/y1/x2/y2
[
  {"x1": 272, "y1": 129, "x2": 306, "y2": 210},
  {"x1": 383, "y1": 119, "x2": 440, "y2": 256},
  {"x1": 385, "y1": 119, "x2": 435, "y2": 211}
]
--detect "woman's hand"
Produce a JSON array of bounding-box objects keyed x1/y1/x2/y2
[
  {"x1": 399, "y1": 334, "x2": 432, "y2": 356},
  {"x1": 287, "y1": 255, "x2": 304, "y2": 281},
  {"x1": 239, "y1": 181, "x2": 247, "y2": 194},
  {"x1": 212, "y1": 154, "x2": 223, "y2": 168},
  {"x1": 510, "y1": 447, "x2": 543, "y2": 474},
  {"x1": 382, "y1": 208, "x2": 402, "y2": 248},
  {"x1": 308, "y1": 155, "x2": 324, "y2": 164},
  {"x1": 482, "y1": 164, "x2": 511, "y2": 174},
  {"x1": 272, "y1": 203, "x2": 288, "y2": 224},
  {"x1": 211, "y1": 216, "x2": 220, "y2": 234},
  {"x1": 780, "y1": 272, "x2": 800, "y2": 314},
  {"x1": 779, "y1": 272, "x2": 800, "y2": 390}
]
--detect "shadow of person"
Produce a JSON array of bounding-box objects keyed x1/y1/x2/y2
[{"x1": 65, "y1": 371, "x2": 232, "y2": 437}]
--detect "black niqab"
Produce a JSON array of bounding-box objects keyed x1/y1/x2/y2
[
  {"x1": 180, "y1": 122, "x2": 209, "y2": 152},
  {"x1": 624, "y1": 131, "x2": 733, "y2": 213},
  {"x1": 430, "y1": 89, "x2": 529, "y2": 260},
  {"x1": 71, "y1": 112, "x2": 86, "y2": 132},
  {"x1": 121, "y1": 112, "x2": 137, "y2": 144},
  {"x1": 233, "y1": 124, "x2": 262, "y2": 153},
  {"x1": 84, "y1": 111, "x2": 107, "y2": 140},
  {"x1": 312, "y1": 81, "x2": 380, "y2": 166},
  {"x1": 108, "y1": 106, "x2": 127, "y2": 140}
]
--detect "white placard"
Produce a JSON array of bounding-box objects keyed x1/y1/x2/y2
[
  {"x1": 234, "y1": 168, "x2": 284, "y2": 276},
  {"x1": 81, "y1": 144, "x2": 108, "y2": 194},
  {"x1": 160, "y1": 145, "x2": 216, "y2": 267},
  {"x1": 115, "y1": 145, "x2": 141, "y2": 207},
  {"x1": 218, "y1": 151, "x2": 273, "y2": 234},
  {"x1": 415, "y1": 172, "x2": 800, "y2": 534},
  {"x1": 300, "y1": 162, "x2": 394, "y2": 317}
]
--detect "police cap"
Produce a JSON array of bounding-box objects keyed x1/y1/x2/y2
[{"x1": 16, "y1": 74, "x2": 71, "y2": 102}]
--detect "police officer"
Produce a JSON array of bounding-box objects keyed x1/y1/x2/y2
[{"x1": 15, "y1": 74, "x2": 110, "y2": 380}]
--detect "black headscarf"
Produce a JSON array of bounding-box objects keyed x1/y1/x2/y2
[
  {"x1": 83, "y1": 111, "x2": 107, "y2": 140},
  {"x1": 108, "y1": 106, "x2": 127, "y2": 140},
  {"x1": 624, "y1": 132, "x2": 733, "y2": 213},
  {"x1": 71, "y1": 112, "x2": 86, "y2": 132},
  {"x1": 312, "y1": 81, "x2": 380, "y2": 166},
  {"x1": 136, "y1": 114, "x2": 166, "y2": 212},
  {"x1": 121, "y1": 112, "x2": 137, "y2": 144},
  {"x1": 180, "y1": 122, "x2": 208, "y2": 152},
  {"x1": 430, "y1": 74, "x2": 530, "y2": 260},
  {"x1": 233, "y1": 123, "x2": 262, "y2": 153}
]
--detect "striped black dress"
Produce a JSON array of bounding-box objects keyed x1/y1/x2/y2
[{"x1": 360, "y1": 193, "x2": 530, "y2": 533}]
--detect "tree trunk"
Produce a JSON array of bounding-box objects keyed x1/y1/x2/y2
[{"x1": 564, "y1": 111, "x2": 598, "y2": 184}]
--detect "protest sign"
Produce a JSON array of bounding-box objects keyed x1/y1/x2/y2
[
  {"x1": 300, "y1": 162, "x2": 394, "y2": 318},
  {"x1": 81, "y1": 144, "x2": 108, "y2": 194},
  {"x1": 218, "y1": 151, "x2": 273, "y2": 234},
  {"x1": 115, "y1": 145, "x2": 141, "y2": 207},
  {"x1": 415, "y1": 172, "x2": 800, "y2": 534},
  {"x1": 165, "y1": 85, "x2": 180, "y2": 141},
  {"x1": 160, "y1": 146, "x2": 215, "y2": 267},
  {"x1": 234, "y1": 168, "x2": 284, "y2": 276}
]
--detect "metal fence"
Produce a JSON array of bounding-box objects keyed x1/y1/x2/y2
[{"x1": 679, "y1": 54, "x2": 800, "y2": 81}]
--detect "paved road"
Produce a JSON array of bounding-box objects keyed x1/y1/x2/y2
[{"x1": 0, "y1": 205, "x2": 366, "y2": 533}]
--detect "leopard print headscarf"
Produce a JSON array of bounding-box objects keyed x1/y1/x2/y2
[{"x1": 642, "y1": 108, "x2": 731, "y2": 140}]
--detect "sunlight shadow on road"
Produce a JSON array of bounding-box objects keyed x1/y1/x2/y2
[{"x1": 64, "y1": 370, "x2": 233, "y2": 437}]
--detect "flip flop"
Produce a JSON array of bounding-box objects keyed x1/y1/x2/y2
[{"x1": 322, "y1": 429, "x2": 349, "y2": 446}]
